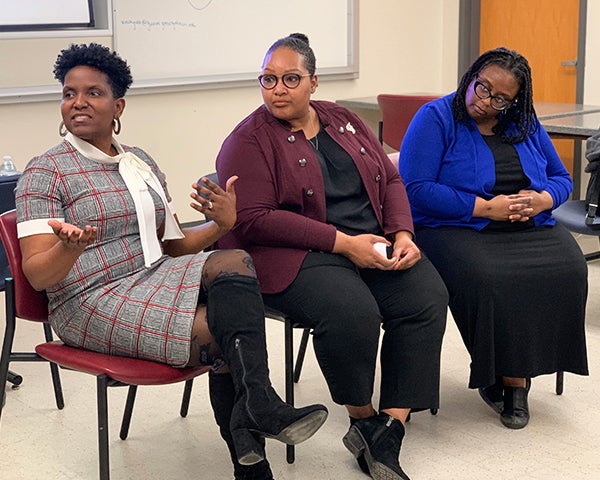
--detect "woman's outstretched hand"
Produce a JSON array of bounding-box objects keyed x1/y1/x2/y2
[
  {"x1": 47, "y1": 219, "x2": 97, "y2": 251},
  {"x1": 190, "y1": 175, "x2": 239, "y2": 232}
]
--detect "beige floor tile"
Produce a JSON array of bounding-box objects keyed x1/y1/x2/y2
[{"x1": 1, "y1": 254, "x2": 599, "y2": 479}]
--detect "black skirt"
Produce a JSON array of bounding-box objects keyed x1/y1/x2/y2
[{"x1": 416, "y1": 223, "x2": 589, "y2": 389}]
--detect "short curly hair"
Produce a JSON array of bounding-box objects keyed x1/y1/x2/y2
[{"x1": 53, "y1": 43, "x2": 133, "y2": 98}]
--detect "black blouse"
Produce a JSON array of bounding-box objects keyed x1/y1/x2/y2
[
  {"x1": 482, "y1": 134, "x2": 534, "y2": 231},
  {"x1": 309, "y1": 127, "x2": 382, "y2": 236}
]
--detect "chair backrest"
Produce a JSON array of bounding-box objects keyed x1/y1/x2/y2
[
  {"x1": 377, "y1": 94, "x2": 440, "y2": 150},
  {"x1": 0, "y1": 209, "x2": 49, "y2": 322},
  {"x1": 0, "y1": 174, "x2": 20, "y2": 289}
]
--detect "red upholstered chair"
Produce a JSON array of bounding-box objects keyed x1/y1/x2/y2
[
  {"x1": 377, "y1": 94, "x2": 440, "y2": 151},
  {"x1": 0, "y1": 209, "x2": 211, "y2": 480},
  {"x1": 0, "y1": 209, "x2": 64, "y2": 417}
]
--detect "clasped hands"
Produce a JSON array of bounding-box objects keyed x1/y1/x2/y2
[
  {"x1": 485, "y1": 189, "x2": 553, "y2": 222},
  {"x1": 334, "y1": 231, "x2": 421, "y2": 271}
]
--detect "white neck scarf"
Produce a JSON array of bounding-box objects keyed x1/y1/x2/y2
[{"x1": 65, "y1": 133, "x2": 184, "y2": 267}]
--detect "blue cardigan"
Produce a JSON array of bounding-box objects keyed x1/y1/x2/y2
[{"x1": 399, "y1": 94, "x2": 572, "y2": 230}]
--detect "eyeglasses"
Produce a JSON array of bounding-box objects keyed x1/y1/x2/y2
[
  {"x1": 473, "y1": 79, "x2": 513, "y2": 111},
  {"x1": 258, "y1": 73, "x2": 311, "y2": 90}
]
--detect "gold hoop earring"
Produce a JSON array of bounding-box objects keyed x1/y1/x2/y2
[
  {"x1": 113, "y1": 118, "x2": 122, "y2": 135},
  {"x1": 59, "y1": 121, "x2": 68, "y2": 137}
]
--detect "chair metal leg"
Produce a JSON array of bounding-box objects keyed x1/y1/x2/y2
[
  {"x1": 0, "y1": 293, "x2": 15, "y2": 420},
  {"x1": 0, "y1": 361, "x2": 9, "y2": 419},
  {"x1": 43, "y1": 323, "x2": 64, "y2": 409},
  {"x1": 7, "y1": 370, "x2": 22, "y2": 386},
  {"x1": 284, "y1": 317, "x2": 295, "y2": 464},
  {"x1": 180, "y1": 379, "x2": 194, "y2": 417},
  {"x1": 48, "y1": 363, "x2": 65, "y2": 410},
  {"x1": 293, "y1": 328, "x2": 310, "y2": 384},
  {"x1": 119, "y1": 385, "x2": 138, "y2": 440},
  {"x1": 97, "y1": 375, "x2": 111, "y2": 480},
  {"x1": 556, "y1": 371, "x2": 564, "y2": 395}
]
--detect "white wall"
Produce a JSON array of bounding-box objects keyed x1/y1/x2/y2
[
  {"x1": 2, "y1": 0, "x2": 459, "y2": 223},
  {"x1": 584, "y1": 0, "x2": 600, "y2": 105}
]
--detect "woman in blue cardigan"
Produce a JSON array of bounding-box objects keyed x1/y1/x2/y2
[{"x1": 400, "y1": 47, "x2": 589, "y2": 429}]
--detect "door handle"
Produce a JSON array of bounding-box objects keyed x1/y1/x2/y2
[{"x1": 561, "y1": 59, "x2": 577, "y2": 67}]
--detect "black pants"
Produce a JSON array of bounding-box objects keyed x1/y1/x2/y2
[{"x1": 263, "y1": 252, "x2": 448, "y2": 410}]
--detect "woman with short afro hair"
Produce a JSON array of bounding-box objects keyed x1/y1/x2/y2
[{"x1": 15, "y1": 42, "x2": 327, "y2": 480}]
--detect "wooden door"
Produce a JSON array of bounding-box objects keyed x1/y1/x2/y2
[{"x1": 479, "y1": 0, "x2": 579, "y2": 174}]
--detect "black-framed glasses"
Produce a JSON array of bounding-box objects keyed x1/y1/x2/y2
[
  {"x1": 473, "y1": 79, "x2": 513, "y2": 111},
  {"x1": 258, "y1": 73, "x2": 311, "y2": 90}
]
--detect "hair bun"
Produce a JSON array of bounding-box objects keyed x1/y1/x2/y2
[{"x1": 288, "y1": 33, "x2": 309, "y2": 46}]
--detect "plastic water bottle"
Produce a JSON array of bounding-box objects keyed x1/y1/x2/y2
[{"x1": 0, "y1": 156, "x2": 19, "y2": 176}]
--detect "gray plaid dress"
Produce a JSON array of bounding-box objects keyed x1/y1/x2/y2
[{"x1": 15, "y1": 140, "x2": 211, "y2": 366}]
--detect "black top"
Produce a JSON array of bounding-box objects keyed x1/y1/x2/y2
[
  {"x1": 310, "y1": 127, "x2": 381, "y2": 236},
  {"x1": 482, "y1": 134, "x2": 534, "y2": 231}
]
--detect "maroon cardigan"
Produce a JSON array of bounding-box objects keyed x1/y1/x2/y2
[{"x1": 216, "y1": 100, "x2": 414, "y2": 294}]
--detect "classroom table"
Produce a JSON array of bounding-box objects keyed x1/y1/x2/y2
[
  {"x1": 538, "y1": 110, "x2": 600, "y2": 199},
  {"x1": 541, "y1": 111, "x2": 600, "y2": 140},
  {"x1": 335, "y1": 96, "x2": 600, "y2": 124},
  {"x1": 336, "y1": 96, "x2": 600, "y2": 199}
]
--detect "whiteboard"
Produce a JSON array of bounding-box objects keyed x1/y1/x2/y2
[
  {"x1": 0, "y1": 0, "x2": 93, "y2": 29},
  {"x1": 113, "y1": 0, "x2": 358, "y2": 90}
]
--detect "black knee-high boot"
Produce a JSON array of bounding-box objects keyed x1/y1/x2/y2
[
  {"x1": 207, "y1": 274, "x2": 328, "y2": 466},
  {"x1": 209, "y1": 372, "x2": 274, "y2": 480}
]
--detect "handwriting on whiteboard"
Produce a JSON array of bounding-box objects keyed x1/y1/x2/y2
[{"x1": 120, "y1": 19, "x2": 198, "y2": 31}]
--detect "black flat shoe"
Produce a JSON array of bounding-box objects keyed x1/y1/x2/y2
[
  {"x1": 478, "y1": 377, "x2": 504, "y2": 414},
  {"x1": 501, "y1": 386, "x2": 529, "y2": 429},
  {"x1": 479, "y1": 378, "x2": 531, "y2": 416}
]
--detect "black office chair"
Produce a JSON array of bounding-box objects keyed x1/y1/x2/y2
[
  {"x1": 0, "y1": 173, "x2": 25, "y2": 391},
  {"x1": 548, "y1": 198, "x2": 600, "y2": 395},
  {"x1": 198, "y1": 172, "x2": 312, "y2": 464}
]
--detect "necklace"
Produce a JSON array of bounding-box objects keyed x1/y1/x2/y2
[{"x1": 308, "y1": 134, "x2": 319, "y2": 151}]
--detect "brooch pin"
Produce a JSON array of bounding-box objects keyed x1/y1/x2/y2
[{"x1": 346, "y1": 122, "x2": 356, "y2": 134}]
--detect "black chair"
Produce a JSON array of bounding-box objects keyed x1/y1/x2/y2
[
  {"x1": 553, "y1": 199, "x2": 600, "y2": 261},
  {"x1": 0, "y1": 174, "x2": 25, "y2": 393},
  {"x1": 199, "y1": 172, "x2": 312, "y2": 464},
  {"x1": 551, "y1": 199, "x2": 600, "y2": 395},
  {"x1": 264, "y1": 308, "x2": 312, "y2": 464}
]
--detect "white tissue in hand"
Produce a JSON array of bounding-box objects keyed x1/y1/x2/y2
[{"x1": 373, "y1": 242, "x2": 388, "y2": 258}]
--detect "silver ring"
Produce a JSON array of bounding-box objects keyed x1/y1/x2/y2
[{"x1": 207, "y1": 200, "x2": 213, "y2": 210}]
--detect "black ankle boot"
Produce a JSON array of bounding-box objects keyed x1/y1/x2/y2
[
  {"x1": 349, "y1": 417, "x2": 370, "y2": 475},
  {"x1": 501, "y1": 385, "x2": 529, "y2": 429},
  {"x1": 343, "y1": 413, "x2": 411, "y2": 480},
  {"x1": 207, "y1": 275, "x2": 328, "y2": 466},
  {"x1": 209, "y1": 372, "x2": 274, "y2": 479}
]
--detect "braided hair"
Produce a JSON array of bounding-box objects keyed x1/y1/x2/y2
[
  {"x1": 263, "y1": 33, "x2": 317, "y2": 75},
  {"x1": 54, "y1": 43, "x2": 133, "y2": 99},
  {"x1": 452, "y1": 47, "x2": 537, "y2": 143}
]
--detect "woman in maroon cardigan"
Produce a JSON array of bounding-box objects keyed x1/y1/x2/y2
[{"x1": 216, "y1": 33, "x2": 448, "y2": 480}]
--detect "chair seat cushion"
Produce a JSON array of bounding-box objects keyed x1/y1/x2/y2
[
  {"x1": 553, "y1": 200, "x2": 600, "y2": 235},
  {"x1": 36, "y1": 341, "x2": 210, "y2": 385}
]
